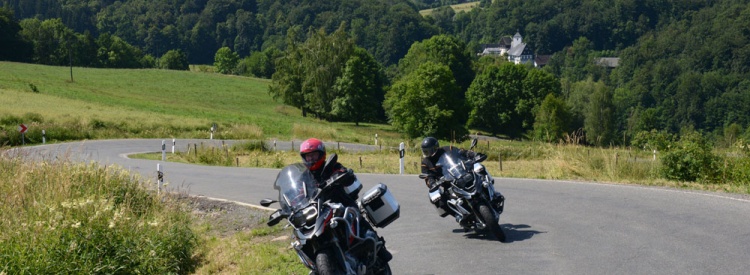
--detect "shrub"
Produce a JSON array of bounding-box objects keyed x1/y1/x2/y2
[
  {"x1": 631, "y1": 129, "x2": 675, "y2": 152},
  {"x1": 661, "y1": 132, "x2": 721, "y2": 183}
]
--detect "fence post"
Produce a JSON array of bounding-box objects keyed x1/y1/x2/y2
[
  {"x1": 157, "y1": 163, "x2": 163, "y2": 195},
  {"x1": 498, "y1": 153, "x2": 503, "y2": 171}
]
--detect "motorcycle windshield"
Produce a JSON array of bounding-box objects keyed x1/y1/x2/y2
[
  {"x1": 273, "y1": 163, "x2": 319, "y2": 213},
  {"x1": 436, "y1": 148, "x2": 470, "y2": 182}
]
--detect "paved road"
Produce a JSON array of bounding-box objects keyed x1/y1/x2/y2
[{"x1": 10, "y1": 139, "x2": 750, "y2": 274}]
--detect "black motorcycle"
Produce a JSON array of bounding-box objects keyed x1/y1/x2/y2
[
  {"x1": 419, "y1": 139, "x2": 506, "y2": 242},
  {"x1": 260, "y1": 154, "x2": 399, "y2": 275}
]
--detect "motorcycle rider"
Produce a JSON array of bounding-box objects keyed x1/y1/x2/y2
[
  {"x1": 420, "y1": 137, "x2": 487, "y2": 223},
  {"x1": 299, "y1": 138, "x2": 393, "y2": 263}
]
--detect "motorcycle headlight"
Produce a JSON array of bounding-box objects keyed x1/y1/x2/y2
[
  {"x1": 291, "y1": 206, "x2": 317, "y2": 227},
  {"x1": 456, "y1": 173, "x2": 473, "y2": 188}
]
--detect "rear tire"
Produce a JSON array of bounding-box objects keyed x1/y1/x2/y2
[
  {"x1": 479, "y1": 204, "x2": 506, "y2": 242},
  {"x1": 315, "y1": 249, "x2": 345, "y2": 275}
]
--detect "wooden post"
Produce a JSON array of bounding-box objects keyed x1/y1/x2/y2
[
  {"x1": 498, "y1": 154, "x2": 503, "y2": 171},
  {"x1": 359, "y1": 156, "x2": 363, "y2": 168},
  {"x1": 615, "y1": 153, "x2": 619, "y2": 166},
  {"x1": 194, "y1": 144, "x2": 197, "y2": 157},
  {"x1": 236, "y1": 157, "x2": 239, "y2": 167}
]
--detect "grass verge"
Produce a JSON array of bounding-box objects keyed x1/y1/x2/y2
[{"x1": 0, "y1": 150, "x2": 306, "y2": 274}]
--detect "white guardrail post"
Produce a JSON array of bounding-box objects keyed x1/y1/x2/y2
[{"x1": 399, "y1": 142, "x2": 405, "y2": 175}]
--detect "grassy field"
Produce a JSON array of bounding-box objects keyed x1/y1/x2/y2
[
  {"x1": 419, "y1": 1, "x2": 481, "y2": 17},
  {"x1": 0, "y1": 61, "x2": 400, "y2": 146}
]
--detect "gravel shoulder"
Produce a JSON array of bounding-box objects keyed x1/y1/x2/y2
[{"x1": 180, "y1": 195, "x2": 271, "y2": 236}]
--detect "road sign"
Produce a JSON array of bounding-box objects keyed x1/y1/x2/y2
[{"x1": 18, "y1": 124, "x2": 28, "y2": 133}]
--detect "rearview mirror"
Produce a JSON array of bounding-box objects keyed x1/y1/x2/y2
[
  {"x1": 470, "y1": 138, "x2": 478, "y2": 150},
  {"x1": 418, "y1": 174, "x2": 429, "y2": 179},
  {"x1": 259, "y1": 198, "x2": 277, "y2": 207}
]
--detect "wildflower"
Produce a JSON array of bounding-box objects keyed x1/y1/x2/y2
[{"x1": 71, "y1": 221, "x2": 81, "y2": 228}]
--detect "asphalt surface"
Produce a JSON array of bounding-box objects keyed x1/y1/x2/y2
[{"x1": 9, "y1": 139, "x2": 750, "y2": 275}]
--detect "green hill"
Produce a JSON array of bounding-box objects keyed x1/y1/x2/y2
[{"x1": 0, "y1": 62, "x2": 399, "y2": 146}]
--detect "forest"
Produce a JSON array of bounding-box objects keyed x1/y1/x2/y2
[{"x1": 2, "y1": 0, "x2": 750, "y2": 147}]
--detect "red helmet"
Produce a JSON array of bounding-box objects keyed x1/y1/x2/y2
[{"x1": 300, "y1": 138, "x2": 326, "y2": 171}]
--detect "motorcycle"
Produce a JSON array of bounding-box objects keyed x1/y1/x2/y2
[
  {"x1": 260, "y1": 154, "x2": 399, "y2": 275},
  {"x1": 419, "y1": 139, "x2": 506, "y2": 242}
]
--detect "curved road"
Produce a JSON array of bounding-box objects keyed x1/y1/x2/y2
[{"x1": 10, "y1": 139, "x2": 750, "y2": 274}]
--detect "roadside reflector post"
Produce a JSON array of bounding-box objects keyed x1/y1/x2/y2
[
  {"x1": 172, "y1": 138, "x2": 175, "y2": 154},
  {"x1": 42, "y1": 130, "x2": 46, "y2": 144},
  {"x1": 161, "y1": 140, "x2": 166, "y2": 161},
  {"x1": 157, "y1": 163, "x2": 164, "y2": 195},
  {"x1": 399, "y1": 142, "x2": 405, "y2": 175}
]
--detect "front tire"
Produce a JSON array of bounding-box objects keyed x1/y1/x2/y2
[
  {"x1": 315, "y1": 249, "x2": 345, "y2": 275},
  {"x1": 479, "y1": 204, "x2": 506, "y2": 242},
  {"x1": 375, "y1": 262, "x2": 392, "y2": 275}
]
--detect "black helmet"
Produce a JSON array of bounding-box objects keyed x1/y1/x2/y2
[{"x1": 421, "y1": 137, "x2": 439, "y2": 158}]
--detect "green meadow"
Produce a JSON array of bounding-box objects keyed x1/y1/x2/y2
[
  {"x1": 419, "y1": 1, "x2": 481, "y2": 17},
  {"x1": 0, "y1": 61, "x2": 400, "y2": 147}
]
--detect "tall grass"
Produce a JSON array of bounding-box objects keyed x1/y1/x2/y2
[{"x1": 0, "y1": 151, "x2": 197, "y2": 274}]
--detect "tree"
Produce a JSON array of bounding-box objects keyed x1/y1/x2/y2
[
  {"x1": 584, "y1": 81, "x2": 616, "y2": 146},
  {"x1": 0, "y1": 7, "x2": 31, "y2": 62},
  {"x1": 269, "y1": 27, "x2": 306, "y2": 115},
  {"x1": 238, "y1": 46, "x2": 281, "y2": 78},
  {"x1": 214, "y1": 46, "x2": 239, "y2": 74},
  {"x1": 533, "y1": 93, "x2": 572, "y2": 142},
  {"x1": 397, "y1": 34, "x2": 475, "y2": 92},
  {"x1": 159, "y1": 49, "x2": 189, "y2": 70},
  {"x1": 96, "y1": 33, "x2": 144, "y2": 68},
  {"x1": 522, "y1": 69, "x2": 562, "y2": 130},
  {"x1": 298, "y1": 25, "x2": 355, "y2": 119},
  {"x1": 331, "y1": 47, "x2": 385, "y2": 125},
  {"x1": 269, "y1": 23, "x2": 358, "y2": 120},
  {"x1": 466, "y1": 62, "x2": 527, "y2": 138},
  {"x1": 19, "y1": 18, "x2": 75, "y2": 65},
  {"x1": 384, "y1": 62, "x2": 467, "y2": 140}
]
